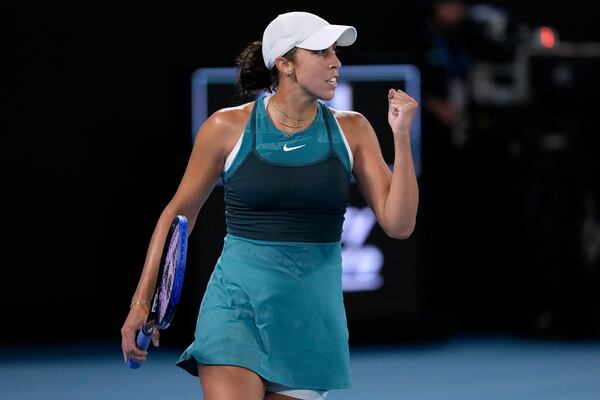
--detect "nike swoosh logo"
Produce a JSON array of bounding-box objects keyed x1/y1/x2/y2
[{"x1": 283, "y1": 144, "x2": 306, "y2": 152}]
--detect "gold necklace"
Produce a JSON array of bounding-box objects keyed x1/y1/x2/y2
[
  {"x1": 277, "y1": 116, "x2": 313, "y2": 129},
  {"x1": 271, "y1": 97, "x2": 316, "y2": 122},
  {"x1": 267, "y1": 99, "x2": 318, "y2": 139}
]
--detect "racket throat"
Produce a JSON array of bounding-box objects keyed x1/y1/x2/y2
[{"x1": 142, "y1": 320, "x2": 157, "y2": 335}]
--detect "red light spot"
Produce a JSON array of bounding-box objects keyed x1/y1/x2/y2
[{"x1": 540, "y1": 27, "x2": 555, "y2": 49}]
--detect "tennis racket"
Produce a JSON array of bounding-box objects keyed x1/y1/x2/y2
[{"x1": 127, "y1": 215, "x2": 188, "y2": 369}]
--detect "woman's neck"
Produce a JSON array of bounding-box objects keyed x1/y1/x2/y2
[{"x1": 270, "y1": 93, "x2": 317, "y2": 122}]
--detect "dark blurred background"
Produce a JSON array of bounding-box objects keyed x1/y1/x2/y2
[{"x1": 3, "y1": 0, "x2": 599, "y2": 348}]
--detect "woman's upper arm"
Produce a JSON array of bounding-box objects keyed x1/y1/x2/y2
[
  {"x1": 341, "y1": 112, "x2": 393, "y2": 232},
  {"x1": 164, "y1": 110, "x2": 240, "y2": 230}
]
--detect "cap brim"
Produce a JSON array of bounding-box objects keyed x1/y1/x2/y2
[{"x1": 296, "y1": 25, "x2": 357, "y2": 50}]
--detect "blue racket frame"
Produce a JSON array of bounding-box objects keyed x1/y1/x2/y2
[{"x1": 128, "y1": 215, "x2": 188, "y2": 369}]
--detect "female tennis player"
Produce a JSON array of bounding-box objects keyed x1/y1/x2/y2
[{"x1": 121, "y1": 11, "x2": 418, "y2": 400}]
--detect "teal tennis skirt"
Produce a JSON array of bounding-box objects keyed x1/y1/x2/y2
[{"x1": 176, "y1": 233, "x2": 352, "y2": 390}]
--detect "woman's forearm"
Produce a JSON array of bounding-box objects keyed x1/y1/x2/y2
[
  {"x1": 130, "y1": 207, "x2": 178, "y2": 302},
  {"x1": 382, "y1": 132, "x2": 419, "y2": 239}
]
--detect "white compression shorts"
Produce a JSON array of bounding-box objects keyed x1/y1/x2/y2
[{"x1": 265, "y1": 382, "x2": 329, "y2": 399}]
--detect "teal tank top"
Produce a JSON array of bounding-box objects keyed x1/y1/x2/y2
[{"x1": 222, "y1": 97, "x2": 353, "y2": 242}]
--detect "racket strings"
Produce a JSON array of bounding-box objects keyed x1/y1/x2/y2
[{"x1": 158, "y1": 226, "x2": 180, "y2": 321}]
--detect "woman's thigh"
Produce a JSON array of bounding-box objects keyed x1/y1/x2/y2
[{"x1": 198, "y1": 364, "x2": 266, "y2": 400}]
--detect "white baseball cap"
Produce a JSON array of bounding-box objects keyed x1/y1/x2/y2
[{"x1": 262, "y1": 11, "x2": 357, "y2": 70}]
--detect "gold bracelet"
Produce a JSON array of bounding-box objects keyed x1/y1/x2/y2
[{"x1": 130, "y1": 299, "x2": 151, "y2": 309}]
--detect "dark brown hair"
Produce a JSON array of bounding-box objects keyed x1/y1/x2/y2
[{"x1": 235, "y1": 41, "x2": 297, "y2": 96}]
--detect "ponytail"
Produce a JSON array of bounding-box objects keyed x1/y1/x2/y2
[{"x1": 235, "y1": 41, "x2": 277, "y2": 96}]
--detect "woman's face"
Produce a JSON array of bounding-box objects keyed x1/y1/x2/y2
[{"x1": 292, "y1": 45, "x2": 342, "y2": 101}]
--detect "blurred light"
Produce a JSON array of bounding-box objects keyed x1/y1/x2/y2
[
  {"x1": 540, "y1": 27, "x2": 556, "y2": 49},
  {"x1": 342, "y1": 207, "x2": 384, "y2": 292},
  {"x1": 324, "y1": 82, "x2": 353, "y2": 111}
]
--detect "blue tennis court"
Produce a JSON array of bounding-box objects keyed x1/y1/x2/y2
[{"x1": 2, "y1": 336, "x2": 600, "y2": 399}]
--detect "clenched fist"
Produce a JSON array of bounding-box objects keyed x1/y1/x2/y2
[{"x1": 388, "y1": 89, "x2": 418, "y2": 138}]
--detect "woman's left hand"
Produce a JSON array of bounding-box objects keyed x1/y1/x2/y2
[{"x1": 388, "y1": 89, "x2": 418, "y2": 138}]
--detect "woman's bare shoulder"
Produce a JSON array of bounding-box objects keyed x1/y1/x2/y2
[
  {"x1": 328, "y1": 107, "x2": 370, "y2": 153},
  {"x1": 329, "y1": 107, "x2": 367, "y2": 125},
  {"x1": 198, "y1": 100, "x2": 256, "y2": 154},
  {"x1": 208, "y1": 100, "x2": 255, "y2": 133}
]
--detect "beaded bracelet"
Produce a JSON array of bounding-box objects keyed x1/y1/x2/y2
[{"x1": 130, "y1": 299, "x2": 151, "y2": 309}]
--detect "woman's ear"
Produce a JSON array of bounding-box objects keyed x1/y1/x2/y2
[{"x1": 274, "y1": 57, "x2": 293, "y2": 78}]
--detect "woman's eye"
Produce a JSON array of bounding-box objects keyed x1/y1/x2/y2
[
  {"x1": 311, "y1": 46, "x2": 339, "y2": 56},
  {"x1": 313, "y1": 48, "x2": 338, "y2": 56}
]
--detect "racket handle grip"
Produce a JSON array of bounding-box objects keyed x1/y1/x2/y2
[{"x1": 127, "y1": 324, "x2": 154, "y2": 369}]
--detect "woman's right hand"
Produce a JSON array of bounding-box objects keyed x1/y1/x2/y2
[{"x1": 120, "y1": 304, "x2": 151, "y2": 364}]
